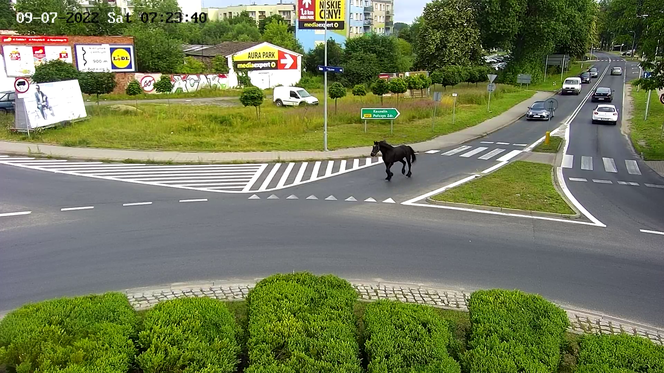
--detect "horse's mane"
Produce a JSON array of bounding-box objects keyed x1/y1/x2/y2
[{"x1": 379, "y1": 140, "x2": 394, "y2": 149}]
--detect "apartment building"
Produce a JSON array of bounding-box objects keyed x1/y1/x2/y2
[
  {"x1": 349, "y1": 0, "x2": 394, "y2": 38},
  {"x1": 206, "y1": 3, "x2": 296, "y2": 26},
  {"x1": 371, "y1": 0, "x2": 393, "y2": 35}
]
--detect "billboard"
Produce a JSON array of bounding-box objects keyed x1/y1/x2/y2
[
  {"x1": 298, "y1": 0, "x2": 345, "y2": 30},
  {"x1": 75, "y1": 44, "x2": 135, "y2": 72},
  {"x1": 232, "y1": 44, "x2": 299, "y2": 71},
  {"x1": 2, "y1": 45, "x2": 72, "y2": 77},
  {"x1": 14, "y1": 79, "x2": 87, "y2": 132}
]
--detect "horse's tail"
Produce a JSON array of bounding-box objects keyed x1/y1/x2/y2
[{"x1": 408, "y1": 146, "x2": 416, "y2": 163}]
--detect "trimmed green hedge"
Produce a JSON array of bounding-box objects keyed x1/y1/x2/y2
[
  {"x1": 137, "y1": 297, "x2": 241, "y2": 373},
  {"x1": 463, "y1": 289, "x2": 569, "y2": 373},
  {"x1": 363, "y1": 300, "x2": 461, "y2": 373},
  {"x1": 576, "y1": 333, "x2": 664, "y2": 372},
  {"x1": 0, "y1": 293, "x2": 137, "y2": 372},
  {"x1": 245, "y1": 272, "x2": 362, "y2": 373}
]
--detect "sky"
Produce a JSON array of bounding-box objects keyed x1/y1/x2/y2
[{"x1": 202, "y1": 0, "x2": 427, "y2": 24}]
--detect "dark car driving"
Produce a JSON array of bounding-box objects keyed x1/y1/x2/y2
[
  {"x1": 526, "y1": 100, "x2": 552, "y2": 121},
  {"x1": 580, "y1": 72, "x2": 591, "y2": 83},
  {"x1": 591, "y1": 87, "x2": 613, "y2": 102},
  {"x1": 0, "y1": 91, "x2": 15, "y2": 113}
]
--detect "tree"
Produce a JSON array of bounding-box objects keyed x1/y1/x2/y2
[
  {"x1": 212, "y1": 56, "x2": 229, "y2": 74},
  {"x1": 371, "y1": 79, "x2": 390, "y2": 105},
  {"x1": 178, "y1": 57, "x2": 206, "y2": 74},
  {"x1": 342, "y1": 54, "x2": 380, "y2": 87},
  {"x1": 388, "y1": 78, "x2": 408, "y2": 105},
  {"x1": 14, "y1": 0, "x2": 87, "y2": 35},
  {"x1": 395, "y1": 38, "x2": 414, "y2": 73},
  {"x1": 405, "y1": 75, "x2": 419, "y2": 97},
  {"x1": 304, "y1": 39, "x2": 344, "y2": 75},
  {"x1": 328, "y1": 82, "x2": 347, "y2": 114},
  {"x1": 345, "y1": 34, "x2": 401, "y2": 74},
  {"x1": 155, "y1": 75, "x2": 173, "y2": 93},
  {"x1": 78, "y1": 72, "x2": 117, "y2": 104},
  {"x1": 32, "y1": 60, "x2": 79, "y2": 83},
  {"x1": 259, "y1": 14, "x2": 287, "y2": 34},
  {"x1": 469, "y1": 66, "x2": 489, "y2": 86},
  {"x1": 239, "y1": 86, "x2": 265, "y2": 118},
  {"x1": 416, "y1": 0, "x2": 483, "y2": 71},
  {"x1": 635, "y1": 60, "x2": 664, "y2": 91},
  {"x1": 352, "y1": 84, "x2": 367, "y2": 97},
  {"x1": 394, "y1": 23, "x2": 411, "y2": 42},
  {"x1": 237, "y1": 71, "x2": 252, "y2": 87},
  {"x1": 262, "y1": 20, "x2": 303, "y2": 53},
  {"x1": 430, "y1": 70, "x2": 444, "y2": 90},
  {"x1": 84, "y1": 0, "x2": 128, "y2": 36},
  {"x1": 0, "y1": 0, "x2": 15, "y2": 30},
  {"x1": 419, "y1": 75, "x2": 432, "y2": 97},
  {"x1": 228, "y1": 10, "x2": 255, "y2": 26},
  {"x1": 440, "y1": 66, "x2": 462, "y2": 90},
  {"x1": 126, "y1": 80, "x2": 142, "y2": 96},
  {"x1": 127, "y1": 27, "x2": 184, "y2": 73}
]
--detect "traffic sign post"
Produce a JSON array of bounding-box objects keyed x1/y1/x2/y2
[
  {"x1": 487, "y1": 76, "x2": 497, "y2": 112},
  {"x1": 361, "y1": 108, "x2": 401, "y2": 134},
  {"x1": 318, "y1": 65, "x2": 344, "y2": 73},
  {"x1": 323, "y1": 0, "x2": 328, "y2": 151},
  {"x1": 452, "y1": 93, "x2": 458, "y2": 126},
  {"x1": 432, "y1": 92, "x2": 442, "y2": 130},
  {"x1": 14, "y1": 77, "x2": 30, "y2": 94}
]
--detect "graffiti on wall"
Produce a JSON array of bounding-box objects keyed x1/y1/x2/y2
[{"x1": 134, "y1": 73, "x2": 229, "y2": 94}]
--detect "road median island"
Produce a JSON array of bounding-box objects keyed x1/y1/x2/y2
[
  {"x1": 430, "y1": 161, "x2": 576, "y2": 216},
  {"x1": 628, "y1": 85, "x2": 664, "y2": 160},
  {"x1": 0, "y1": 86, "x2": 534, "y2": 154}
]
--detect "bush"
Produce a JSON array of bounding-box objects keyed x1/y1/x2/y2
[
  {"x1": 364, "y1": 300, "x2": 461, "y2": 373},
  {"x1": 296, "y1": 74, "x2": 324, "y2": 90},
  {"x1": 212, "y1": 56, "x2": 230, "y2": 74},
  {"x1": 32, "y1": 59, "x2": 79, "y2": 83},
  {"x1": 237, "y1": 71, "x2": 252, "y2": 87},
  {"x1": 329, "y1": 82, "x2": 347, "y2": 113},
  {"x1": 178, "y1": 56, "x2": 207, "y2": 74},
  {"x1": 126, "y1": 79, "x2": 142, "y2": 96},
  {"x1": 371, "y1": 79, "x2": 390, "y2": 104},
  {"x1": 352, "y1": 84, "x2": 367, "y2": 96},
  {"x1": 245, "y1": 272, "x2": 362, "y2": 373},
  {"x1": 0, "y1": 293, "x2": 137, "y2": 372},
  {"x1": 576, "y1": 334, "x2": 664, "y2": 372},
  {"x1": 154, "y1": 75, "x2": 173, "y2": 94},
  {"x1": 137, "y1": 297, "x2": 241, "y2": 373},
  {"x1": 78, "y1": 72, "x2": 117, "y2": 103},
  {"x1": 240, "y1": 86, "x2": 265, "y2": 118},
  {"x1": 463, "y1": 289, "x2": 569, "y2": 373}
]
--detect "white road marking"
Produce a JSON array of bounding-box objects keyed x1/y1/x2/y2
[
  {"x1": 496, "y1": 150, "x2": 522, "y2": 162},
  {"x1": 258, "y1": 163, "x2": 281, "y2": 191},
  {"x1": 345, "y1": 196, "x2": 357, "y2": 202},
  {"x1": 325, "y1": 161, "x2": 334, "y2": 177},
  {"x1": 276, "y1": 162, "x2": 295, "y2": 189},
  {"x1": 180, "y1": 183, "x2": 248, "y2": 188},
  {"x1": 267, "y1": 194, "x2": 279, "y2": 200},
  {"x1": 122, "y1": 202, "x2": 153, "y2": 206},
  {"x1": 480, "y1": 141, "x2": 494, "y2": 144},
  {"x1": 617, "y1": 181, "x2": 639, "y2": 186},
  {"x1": 602, "y1": 157, "x2": 617, "y2": 173},
  {"x1": 310, "y1": 161, "x2": 322, "y2": 180},
  {"x1": 625, "y1": 160, "x2": 641, "y2": 175},
  {"x1": 482, "y1": 162, "x2": 507, "y2": 174},
  {"x1": 513, "y1": 143, "x2": 528, "y2": 147},
  {"x1": 61, "y1": 206, "x2": 94, "y2": 212},
  {"x1": 478, "y1": 148, "x2": 506, "y2": 160},
  {"x1": 248, "y1": 194, "x2": 260, "y2": 200},
  {"x1": 11, "y1": 160, "x2": 69, "y2": 164},
  {"x1": 287, "y1": 195, "x2": 298, "y2": 200},
  {"x1": 383, "y1": 198, "x2": 396, "y2": 204},
  {"x1": 325, "y1": 195, "x2": 337, "y2": 201},
  {"x1": 581, "y1": 156, "x2": 593, "y2": 171},
  {"x1": 496, "y1": 142, "x2": 510, "y2": 145},
  {"x1": 293, "y1": 162, "x2": 308, "y2": 184},
  {"x1": 442, "y1": 145, "x2": 471, "y2": 156},
  {"x1": 306, "y1": 195, "x2": 318, "y2": 200},
  {"x1": 569, "y1": 177, "x2": 588, "y2": 182},
  {"x1": 364, "y1": 197, "x2": 377, "y2": 202},
  {"x1": 592, "y1": 179, "x2": 612, "y2": 184},
  {"x1": 0, "y1": 157, "x2": 35, "y2": 161},
  {"x1": 562, "y1": 155, "x2": 574, "y2": 168},
  {"x1": 179, "y1": 199, "x2": 208, "y2": 203},
  {"x1": 32, "y1": 162, "x2": 105, "y2": 167},
  {"x1": 82, "y1": 169, "x2": 258, "y2": 176},
  {"x1": 132, "y1": 175, "x2": 254, "y2": 182},
  {"x1": 366, "y1": 157, "x2": 373, "y2": 165},
  {"x1": 0, "y1": 211, "x2": 32, "y2": 218},
  {"x1": 339, "y1": 160, "x2": 347, "y2": 171},
  {"x1": 425, "y1": 150, "x2": 440, "y2": 154},
  {"x1": 353, "y1": 159, "x2": 360, "y2": 169},
  {"x1": 645, "y1": 183, "x2": 664, "y2": 189},
  {"x1": 460, "y1": 147, "x2": 488, "y2": 158},
  {"x1": 640, "y1": 229, "x2": 664, "y2": 236}
]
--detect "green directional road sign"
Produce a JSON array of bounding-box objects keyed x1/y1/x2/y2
[{"x1": 361, "y1": 108, "x2": 401, "y2": 120}]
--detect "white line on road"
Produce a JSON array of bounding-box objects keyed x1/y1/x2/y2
[
  {"x1": 625, "y1": 160, "x2": 642, "y2": 175},
  {"x1": 513, "y1": 143, "x2": 528, "y2": 147},
  {"x1": 562, "y1": 155, "x2": 574, "y2": 168},
  {"x1": 496, "y1": 142, "x2": 510, "y2": 145},
  {"x1": 460, "y1": 147, "x2": 488, "y2": 158},
  {"x1": 425, "y1": 150, "x2": 440, "y2": 154},
  {"x1": 482, "y1": 161, "x2": 507, "y2": 174},
  {"x1": 645, "y1": 183, "x2": 664, "y2": 189},
  {"x1": 293, "y1": 162, "x2": 308, "y2": 184},
  {"x1": 581, "y1": 156, "x2": 593, "y2": 171},
  {"x1": 258, "y1": 163, "x2": 281, "y2": 191},
  {"x1": 122, "y1": 202, "x2": 153, "y2": 207},
  {"x1": 592, "y1": 179, "x2": 613, "y2": 184},
  {"x1": 0, "y1": 211, "x2": 32, "y2": 218},
  {"x1": 478, "y1": 148, "x2": 506, "y2": 160},
  {"x1": 442, "y1": 145, "x2": 471, "y2": 156},
  {"x1": 61, "y1": 206, "x2": 94, "y2": 212},
  {"x1": 325, "y1": 161, "x2": 334, "y2": 177},
  {"x1": 179, "y1": 199, "x2": 208, "y2": 203},
  {"x1": 640, "y1": 229, "x2": 664, "y2": 236},
  {"x1": 480, "y1": 141, "x2": 494, "y2": 144},
  {"x1": 496, "y1": 150, "x2": 522, "y2": 162},
  {"x1": 353, "y1": 159, "x2": 360, "y2": 169},
  {"x1": 310, "y1": 161, "x2": 322, "y2": 180},
  {"x1": 339, "y1": 160, "x2": 347, "y2": 172},
  {"x1": 602, "y1": 157, "x2": 617, "y2": 173},
  {"x1": 617, "y1": 181, "x2": 639, "y2": 186},
  {"x1": 276, "y1": 162, "x2": 295, "y2": 189},
  {"x1": 569, "y1": 177, "x2": 588, "y2": 182}
]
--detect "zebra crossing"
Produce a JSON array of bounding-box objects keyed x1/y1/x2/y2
[
  {"x1": 562, "y1": 155, "x2": 643, "y2": 175},
  {"x1": 425, "y1": 144, "x2": 525, "y2": 163},
  {"x1": 0, "y1": 155, "x2": 383, "y2": 193}
]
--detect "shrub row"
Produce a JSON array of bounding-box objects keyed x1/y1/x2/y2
[
  {"x1": 576, "y1": 333, "x2": 664, "y2": 372},
  {"x1": 0, "y1": 293, "x2": 137, "y2": 372},
  {"x1": 363, "y1": 300, "x2": 461, "y2": 373},
  {"x1": 463, "y1": 289, "x2": 569, "y2": 373},
  {"x1": 245, "y1": 272, "x2": 362, "y2": 372}
]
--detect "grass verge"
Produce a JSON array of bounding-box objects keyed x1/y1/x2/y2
[
  {"x1": 431, "y1": 161, "x2": 575, "y2": 215},
  {"x1": 88, "y1": 87, "x2": 245, "y2": 102},
  {"x1": 0, "y1": 86, "x2": 534, "y2": 152},
  {"x1": 629, "y1": 88, "x2": 664, "y2": 160},
  {"x1": 525, "y1": 62, "x2": 588, "y2": 92},
  {"x1": 533, "y1": 136, "x2": 563, "y2": 153}
]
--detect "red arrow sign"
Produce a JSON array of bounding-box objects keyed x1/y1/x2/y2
[{"x1": 278, "y1": 51, "x2": 297, "y2": 70}]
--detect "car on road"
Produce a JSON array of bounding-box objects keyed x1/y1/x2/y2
[
  {"x1": 525, "y1": 100, "x2": 552, "y2": 121},
  {"x1": 0, "y1": 91, "x2": 15, "y2": 113},
  {"x1": 592, "y1": 104, "x2": 619, "y2": 125},
  {"x1": 561, "y1": 77, "x2": 582, "y2": 95},
  {"x1": 589, "y1": 67, "x2": 599, "y2": 78},
  {"x1": 611, "y1": 66, "x2": 623, "y2": 75},
  {"x1": 591, "y1": 87, "x2": 613, "y2": 102},
  {"x1": 273, "y1": 86, "x2": 319, "y2": 107},
  {"x1": 580, "y1": 72, "x2": 591, "y2": 83}
]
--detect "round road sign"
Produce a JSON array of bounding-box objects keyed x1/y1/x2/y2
[
  {"x1": 140, "y1": 75, "x2": 156, "y2": 93},
  {"x1": 14, "y1": 77, "x2": 30, "y2": 94},
  {"x1": 660, "y1": 93, "x2": 664, "y2": 105}
]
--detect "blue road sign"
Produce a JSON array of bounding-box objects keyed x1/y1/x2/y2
[
  {"x1": 644, "y1": 71, "x2": 652, "y2": 79},
  {"x1": 317, "y1": 65, "x2": 344, "y2": 73}
]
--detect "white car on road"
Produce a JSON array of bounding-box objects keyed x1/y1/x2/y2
[
  {"x1": 592, "y1": 104, "x2": 619, "y2": 125},
  {"x1": 561, "y1": 77, "x2": 582, "y2": 95}
]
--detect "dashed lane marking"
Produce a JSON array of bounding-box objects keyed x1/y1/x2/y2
[
  {"x1": 569, "y1": 177, "x2": 588, "y2": 182},
  {"x1": 640, "y1": 229, "x2": 664, "y2": 236},
  {"x1": 61, "y1": 206, "x2": 94, "y2": 212},
  {"x1": 122, "y1": 202, "x2": 153, "y2": 207},
  {"x1": 0, "y1": 211, "x2": 32, "y2": 218},
  {"x1": 179, "y1": 199, "x2": 208, "y2": 203},
  {"x1": 592, "y1": 179, "x2": 612, "y2": 184}
]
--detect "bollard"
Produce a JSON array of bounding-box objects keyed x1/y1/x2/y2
[{"x1": 545, "y1": 131, "x2": 550, "y2": 145}]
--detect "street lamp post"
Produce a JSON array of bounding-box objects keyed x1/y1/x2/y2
[
  {"x1": 323, "y1": 0, "x2": 328, "y2": 152},
  {"x1": 630, "y1": 30, "x2": 636, "y2": 57}
]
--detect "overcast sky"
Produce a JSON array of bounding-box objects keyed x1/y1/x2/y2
[{"x1": 202, "y1": 0, "x2": 426, "y2": 24}]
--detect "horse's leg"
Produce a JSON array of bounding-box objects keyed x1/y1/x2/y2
[
  {"x1": 385, "y1": 162, "x2": 393, "y2": 181},
  {"x1": 400, "y1": 159, "x2": 406, "y2": 174},
  {"x1": 406, "y1": 153, "x2": 412, "y2": 178}
]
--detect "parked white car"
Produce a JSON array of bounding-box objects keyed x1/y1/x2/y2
[
  {"x1": 273, "y1": 86, "x2": 319, "y2": 107},
  {"x1": 561, "y1": 77, "x2": 582, "y2": 95},
  {"x1": 592, "y1": 104, "x2": 618, "y2": 125}
]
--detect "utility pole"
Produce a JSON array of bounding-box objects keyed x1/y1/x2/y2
[{"x1": 323, "y1": 0, "x2": 329, "y2": 151}]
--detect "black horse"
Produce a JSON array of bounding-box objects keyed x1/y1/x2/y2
[{"x1": 370, "y1": 140, "x2": 416, "y2": 181}]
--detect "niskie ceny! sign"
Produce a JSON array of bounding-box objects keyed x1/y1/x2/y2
[{"x1": 298, "y1": 0, "x2": 346, "y2": 30}]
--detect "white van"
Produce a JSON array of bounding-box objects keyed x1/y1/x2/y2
[
  {"x1": 561, "y1": 77, "x2": 582, "y2": 95},
  {"x1": 273, "y1": 86, "x2": 319, "y2": 107}
]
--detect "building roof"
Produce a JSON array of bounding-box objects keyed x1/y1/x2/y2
[{"x1": 183, "y1": 42, "x2": 262, "y2": 58}]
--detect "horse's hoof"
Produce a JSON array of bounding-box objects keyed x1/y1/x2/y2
[
  {"x1": 407, "y1": 173, "x2": 412, "y2": 178},
  {"x1": 402, "y1": 170, "x2": 406, "y2": 175}
]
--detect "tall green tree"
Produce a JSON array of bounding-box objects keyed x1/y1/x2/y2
[
  {"x1": 345, "y1": 34, "x2": 401, "y2": 74},
  {"x1": 127, "y1": 27, "x2": 183, "y2": 73},
  {"x1": 259, "y1": 14, "x2": 287, "y2": 34},
  {"x1": 416, "y1": 0, "x2": 483, "y2": 71},
  {"x1": 85, "y1": 0, "x2": 127, "y2": 36},
  {"x1": 328, "y1": 82, "x2": 346, "y2": 114},
  {"x1": 228, "y1": 10, "x2": 255, "y2": 26},
  {"x1": 304, "y1": 39, "x2": 344, "y2": 75},
  {"x1": 178, "y1": 56, "x2": 206, "y2": 74},
  {"x1": 342, "y1": 54, "x2": 380, "y2": 87},
  {"x1": 262, "y1": 20, "x2": 303, "y2": 53},
  {"x1": 388, "y1": 77, "x2": 408, "y2": 105},
  {"x1": 14, "y1": 0, "x2": 86, "y2": 35},
  {"x1": 0, "y1": 0, "x2": 15, "y2": 30},
  {"x1": 371, "y1": 79, "x2": 390, "y2": 105},
  {"x1": 78, "y1": 72, "x2": 117, "y2": 104}
]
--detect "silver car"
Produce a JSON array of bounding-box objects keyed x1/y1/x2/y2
[
  {"x1": 526, "y1": 101, "x2": 552, "y2": 121},
  {"x1": 611, "y1": 67, "x2": 622, "y2": 76}
]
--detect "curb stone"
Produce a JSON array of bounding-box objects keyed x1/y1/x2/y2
[{"x1": 121, "y1": 280, "x2": 663, "y2": 345}]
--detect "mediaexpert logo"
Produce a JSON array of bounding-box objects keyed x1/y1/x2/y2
[{"x1": 110, "y1": 47, "x2": 132, "y2": 70}]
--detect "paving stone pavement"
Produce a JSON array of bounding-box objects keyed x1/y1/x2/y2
[{"x1": 124, "y1": 280, "x2": 664, "y2": 345}]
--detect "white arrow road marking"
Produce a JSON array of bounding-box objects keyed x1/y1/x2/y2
[{"x1": 280, "y1": 53, "x2": 294, "y2": 69}]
